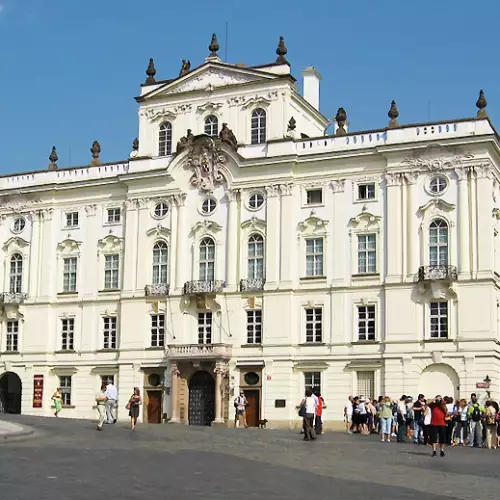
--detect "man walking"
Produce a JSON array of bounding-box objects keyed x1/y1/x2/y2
[
  {"x1": 413, "y1": 394, "x2": 425, "y2": 444},
  {"x1": 105, "y1": 380, "x2": 118, "y2": 424},
  {"x1": 95, "y1": 384, "x2": 108, "y2": 431},
  {"x1": 467, "y1": 393, "x2": 485, "y2": 447}
]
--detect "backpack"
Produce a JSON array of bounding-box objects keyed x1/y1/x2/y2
[{"x1": 471, "y1": 405, "x2": 482, "y2": 422}]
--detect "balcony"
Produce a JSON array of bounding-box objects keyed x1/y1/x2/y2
[
  {"x1": 183, "y1": 280, "x2": 226, "y2": 295},
  {"x1": 415, "y1": 265, "x2": 458, "y2": 283},
  {"x1": 167, "y1": 343, "x2": 232, "y2": 360},
  {"x1": 0, "y1": 293, "x2": 27, "y2": 305},
  {"x1": 239, "y1": 278, "x2": 265, "y2": 292},
  {"x1": 145, "y1": 284, "x2": 170, "y2": 297}
]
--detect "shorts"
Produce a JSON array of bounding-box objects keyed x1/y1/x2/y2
[
  {"x1": 406, "y1": 419, "x2": 414, "y2": 430},
  {"x1": 357, "y1": 414, "x2": 367, "y2": 425},
  {"x1": 430, "y1": 425, "x2": 446, "y2": 444},
  {"x1": 345, "y1": 415, "x2": 352, "y2": 423}
]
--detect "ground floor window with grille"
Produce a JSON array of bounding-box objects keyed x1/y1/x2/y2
[
  {"x1": 304, "y1": 372, "x2": 321, "y2": 395},
  {"x1": 430, "y1": 301, "x2": 448, "y2": 338},
  {"x1": 198, "y1": 312, "x2": 212, "y2": 344},
  {"x1": 246, "y1": 310, "x2": 262, "y2": 344},
  {"x1": 151, "y1": 314, "x2": 165, "y2": 347},
  {"x1": 356, "y1": 371, "x2": 374, "y2": 400},
  {"x1": 59, "y1": 375, "x2": 72, "y2": 406},
  {"x1": 6, "y1": 320, "x2": 19, "y2": 352},
  {"x1": 103, "y1": 317, "x2": 117, "y2": 349},
  {"x1": 101, "y1": 375, "x2": 114, "y2": 386}
]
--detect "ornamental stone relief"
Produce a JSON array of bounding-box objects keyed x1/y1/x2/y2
[{"x1": 402, "y1": 152, "x2": 474, "y2": 171}]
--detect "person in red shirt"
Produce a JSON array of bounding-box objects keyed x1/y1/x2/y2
[
  {"x1": 314, "y1": 390, "x2": 324, "y2": 436},
  {"x1": 428, "y1": 395, "x2": 448, "y2": 457}
]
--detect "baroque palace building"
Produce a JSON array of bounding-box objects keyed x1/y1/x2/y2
[{"x1": 0, "y1": 34, "x2": 499, "y2": 428}]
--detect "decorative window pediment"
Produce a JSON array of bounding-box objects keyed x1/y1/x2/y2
[
  {"x1": 241, "y1": 95, "x2": 272, "y2": 110},
  {"x1": 57, "y1": 239, "x2": 82, "y2": 256},
  {"x1": 418, "y1": 198, "x2": 455, "y2": 216},
  {"x1": 297, "y1": 216, "x2": 329, "y2": 235},
  {"x1": 190, "y1": 220, "x2": 222, "y2": 238},
  {"x1": 196, "y1": 102, "x2": 223, "y2": 113},
  {"x1": 143, "y1": 107, "x2": 176, "y2": 123},
  {"x1": 3, "y1": 237, "x2": 29, "y2": 252},
  {"x1": 241, "y1": 216, "x2": 266, "y2": 233},
  {"x1": 97, "y1": 235, "x2": 123, "y2": 254},
  {"x1": 348, "y1": 212, "x2": 381, "y2": 231},
  {"x1": 146, "y1": 224, "x2": 171, "y2": 239}
]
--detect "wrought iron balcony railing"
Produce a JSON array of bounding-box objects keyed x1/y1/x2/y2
[
  {"x1": 183, "y1": 280, "x2": 226, "y2": 295},
  {"x1": 415, "y1": 265, "x2": 458, "y2": 283},
  {"x1": 239, "y1": 278, "x2": 266, "y2": 292},
  {"x1": 145, "y1": 284, "x2": 170, "y2": 297},
  {"x1": 0, "y1": 292, "x2": 27, "y2": 304}
]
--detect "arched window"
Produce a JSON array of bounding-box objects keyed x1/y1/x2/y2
[
  {"x1": 152, "y1": 241, "x2": 168, "y2": 284},
  {"x1": 9, "y1": 253, "x2": 23, "y2": 294},
  {"x1": 251, "y1": 108, "x2": 267, "y2": 144},
  {"x1": 158, "y1": 122, "x2": 172, "y2": 156},
  {"x1": 199, "y1": 237, "x2": 215, "y2": 281},
  {"x1": 248, "y1": 234, "x2": 264, "y2": 280},
  {"x1": 429, "y1": 219, "x2": 448, "y2": 266},
  {"x1": 204, "y1": 115, "x2": 219, "y2": 137}
]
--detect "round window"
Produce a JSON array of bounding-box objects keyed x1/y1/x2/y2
[
  {"x1": 244, "y1": 372, "x2": 260, "y2": 386},
  {"x1": 12, "y1": 217, "x2": 26, "y2": 233},
  {"x1": 248, "y1": 193, "x2": 264, "y2": 210},
  {"x1": 429, "y1": 175, "x2": 448, "y2": 194},
  {"x1": 201, "y1": 197, "x2": 217, "y2": 215},
  {"x1": 154, "y1": 202, "x2": 169, "y2": 219}
]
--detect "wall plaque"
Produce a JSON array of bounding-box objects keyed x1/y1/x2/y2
[
  {"x1": 275, "y1": 399, "x2": 286, "y2": 408},
  {"x1": 33, "y1": 374, "x2": 44, "y2": 408}
]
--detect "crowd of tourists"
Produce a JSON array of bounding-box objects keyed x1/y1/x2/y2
[{"x1": 343, "y1": 392, "x2": 500, "y2": 455}]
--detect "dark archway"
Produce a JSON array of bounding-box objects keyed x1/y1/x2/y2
[
  {"x1": 0, "y1": 372, "x2": 22, "y2": 414},
  {"x1": 188, "y1": 370, "x2": 215, "y2": 426}
]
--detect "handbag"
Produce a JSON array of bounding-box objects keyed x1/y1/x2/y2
[
  {"x1": 298, "y1": 405, "x2": 306, "y2": 418},
  {"x1": 125, "y1": 402, "x2": 131, "y2": 410}
]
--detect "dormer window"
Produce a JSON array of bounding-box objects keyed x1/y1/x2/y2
[
  {"x1": 251, "y1": 108, "x2": 267, "y2": 145},
  {"x1": 204, "y1": 115, "x2": 219, "y2": 137},
  {"x1": 158, "y1": 122, "x2": 172, "y2": 156}
]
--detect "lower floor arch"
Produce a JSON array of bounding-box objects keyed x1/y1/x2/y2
[
  {"x1": 418, "y1": 363, "x2": 459, "y2": 401},
  {"x1": 0, "y1": 371, "x2": 22, "y2": 414},
  {"x1": 188, "y1": 370, "x2": 215, "y2": 426}
]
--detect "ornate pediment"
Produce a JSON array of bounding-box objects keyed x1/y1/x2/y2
[
  {"x1": 97, "y1": 235, "x2": 123, "y2": 253},
  {"x1": 190, "y1": 220, "x2": 222, "y2": 238},
  {"x1": 241, "y1": 216, "x2": 266, "y2": 232},
  {"x1": 146, "y1": 224, "x2": 171, "y2": 239},
  {"x1": 142, "y1": 107, "x2": 176, "y2": 123},
  {"x1": 402, "y1": 149, "x2": 474, "y2": 171},
  {"x1": 3, "y1": 237, "x2": 29, "y2": 252},
  {"x1": 196, "y1": 102, "x2": 223, "y2": 113},
  {"x1": 418, "y1": 199, "x2": 455, "y2": 216},
  {"x1": 348, "y1": 212, "x2": 381, "y2": 231},
  {"x1": 297, "y1": 216, "x2": 329, "y2": 235},
  {"x1": 57, "y1": 238, "x2": 82, "y2": 255}
]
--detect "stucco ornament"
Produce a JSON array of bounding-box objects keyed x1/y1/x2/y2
[
  {"x1": 402, "y1": 152, "x2": 474, "y2": 171},
  {"x1": 185, "y1": 136, "x2": 226, "y2": 192}
]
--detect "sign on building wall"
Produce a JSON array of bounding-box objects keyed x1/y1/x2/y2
[{"x1": 33, "y1": 375, "x2": 44, "y2": 408}]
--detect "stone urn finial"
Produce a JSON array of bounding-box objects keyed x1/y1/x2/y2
[
  {"x1": 90, "y1": 140, "x2": 101, "y2": 166},
  {"x1": 145, "y1": 57, "x2": 156, "y2": 85},
  {"x1": 335, "y1": 107, "x2": 347, "y2": 136},
  {"x1": 476, "y1": 89, "x2": 487, "y2": 118},
  {"x1": 388, "y1": 100, "x2": 399, "y2": 128},
  {"x1": 132, "y1": 137, "x2": 139, "y2": 151},
  {"x1": 276, "y1": 36, "x2": 288, "y2": 64},
  {"x1": 48, "y1": 146, "x2": 58, "y2": 170},
  {"x1": 209, "y1": 33, "x2": 220, "y2": 57}
]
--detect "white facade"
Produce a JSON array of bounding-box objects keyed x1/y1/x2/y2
[{"x1": 1, "y1": 38, "x2": 499, "y2": 428}]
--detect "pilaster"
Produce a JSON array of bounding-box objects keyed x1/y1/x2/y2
[
  {"x1": 174, "y1": 194, "x2": 188, "y2": 291},
  {"x1": 404, "y1": 172, "x2": 418, "y2": 278},
  {"x1": 123, "y1": 199, "x2": 139, "y2": 292},
  {"x1": 385, "y1": 173, "x2": 403, "y2": 282},
  {"x1": 330, "y1": 180, "x2": 346, "y2": 285},
  {"x1": 475, "y1": 164, "x2": 494, "y2": 278},
  {"x1": 264, "y1": 186, "x2": 279, "y2": 290},
  {"x1": 455, "y1": 167, "x2": 471, "y2": 278},
  {"x1": 169, "y1": 363, "x2": 181, "y2": 423},
  {"x1": 225, "y1": 189, "x2": 239, "y2": 291},
  {"x1": 279, "y1": 183, "x2": 294, "y2": 288}
]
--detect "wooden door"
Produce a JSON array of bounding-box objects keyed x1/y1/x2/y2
[
  {"x1": 147, "y1": 390, "x2": 162, "y2": 424},
  {"x1": 188, "y1": 371, "x2": 215, "y2": 426},
  {"x1": 244, "y1": 389, "x2": 260, "y2": 427}
]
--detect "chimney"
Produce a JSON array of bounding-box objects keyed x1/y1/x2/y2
[{"x1": 302, "y1": 67, "x2": 322, "y2": 110}]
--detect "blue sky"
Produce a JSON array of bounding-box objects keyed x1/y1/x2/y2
[{"x1": 0, "y1": 0, "x2": 497, "y2": 173}]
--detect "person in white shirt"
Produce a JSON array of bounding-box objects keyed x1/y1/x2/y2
[
  {"x1": 105, "y1": 382, "x2": 118, "y2": 424},
  {"x1": 344, "y1": 396, "x2": 353, "y2": 433},
  {"x1": 300, "y1": 388, "x2": 317, "y2": 441}
]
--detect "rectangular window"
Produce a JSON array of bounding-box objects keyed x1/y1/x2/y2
[
  {"x1": 356, "y1": 371, "x2": 374, "y2": 400},
  {"x1": 246, "y1": 310, "x2": 262, "y2": 344},
  {"x1": 106, "y1": 208, "x2": 121, "y2": 224},
  {"x1": 6, "y1": 320, "x2": 19, "y2": 352},
  {"x1": 357, "y1": 183, "x2": 376, "y2": 200},
  {"x1": 198, "y1": 312, "x2": 212, "y2": 344},
  {"x1": 63, "y1": 257, "x2": 78, "y2": 293},
  {"x1": 59, "y1": 375, "x2": 72, "y2": 406},
  {"x1": 101, "y1": 375, "x2": 114, "y2": 386},
  {"x1": 103, "y1": 317, "x2": 117, "y2": 349},
  {"x1": 65, "y1": 212, "x2": 79, "y2": 227},
  {"x1": 151, "y1": 314, "x2": 165, "y2": 348},
  {"x1": 304, "y1": 372, "x2": 321, "y2": 394},
  {"x1": 306, "y1": 189, "x2": 323, "y2": 205},
  {"x1": 357, "y1": 234, "x2": 377, "y2": 274},
  {"x1": 305, "y1": 308, "x2": 322, "y2": 343},
  {"x1": 104, "y1": 254, "x2": 120, "y2": 290},
  {"x1": 61, "y1": 318, "x2": 74, "y2": 350},
  {"x1": 305, "y1": 238, "x2": 324, "y2": 277},
  {"x1": 357, "y1": 305, "x2": 376, "y2": 341},
  {"x1": 430, "y1": 302, "x2": 448, "y2": 338}
]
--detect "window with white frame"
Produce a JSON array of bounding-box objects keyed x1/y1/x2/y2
[
  {"x1": 248, "y1": 193, "x2": 265, "y2": 210},
  {"x1": 429, "y1": 219, "x2": 448, "y2": 266},
  {"x1": 248, "y1": 234, "x2": 264, "y2": 280},
  {"x1": 356, "y1": 371, "x2": 374, "y2": 400},
  {"x1": 152, "y1": 241, "x2": 168, "y2": 284},
  {"x1": 357, "y1": 305, "x2": 376, "y2": 341},
  {"x1": 357, "y1": 183, "x2": 376, "y2": 200},
  {"x1": 304, "y1": 372, "x2": 321, "y2": 394},
  {"x1": 151, "y1": 314, "x2": 165, "y2": 348},
  {"x1": 198, "y1": 312, "x2": 212, "y2": 344},
  {"x1": 61, "y1": 318, "x2": 74, "y2": 350},
  {"x1": 159, "y1": 121, "x2": 172, "y2": 156},
  {"x1": 306, "y1": 189, "x2": 323, "y2": 205},
  {"x1": 65, "y1": 212, "x2": 79, "y2": 227},
  {"x1": 103, "y1": 317, "x2": 117, "y2": 349},
  {"x1": 58, "y1": 375, "x2": 72, "y2": 406},
  {"x1": 430, "y1": 302, "x2": 448, "y2": 338},
  {"x1": 101, "y1": 375, "x2": 114, "y2": 386},
  {"x1": 106, "y1": 208, "x2": 121, "y2": 224},
  {"x1": 251, "y1": 108, "x2": 266, "y2": 144},
  {"x1": 305, "y1": 238, "x2": 324, "y2": 277},
  {"x1": 63, "y1": 257, "x2": 77, "y2": 293},
  {"x1": 9, "y1": 253, "x2": 23, "y2": 294},
  {"x1": 305, "y1": 308, "x2": 322, "y2": 343},
  {"x1": 357, "y1": 234, "x2": 377, "y2": 274},
  {"x1": 6, "y1": 320, "x2": 19, "y2": 352},
  {"x1": 246, "y1": 310, "x2": 262, "y2": 344},
  {"x1": 199, "y1": 238, "x2": 215, "y2": 281},
  {"x1": 204, "y1": 115, "x2": 219, "y2": 136},
  {"x1": 154, "y1": 202, "x2": 169, "y2": 219},
  {"x1": 104, "y1": 254, "x2": 120, "y2": 290}
]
